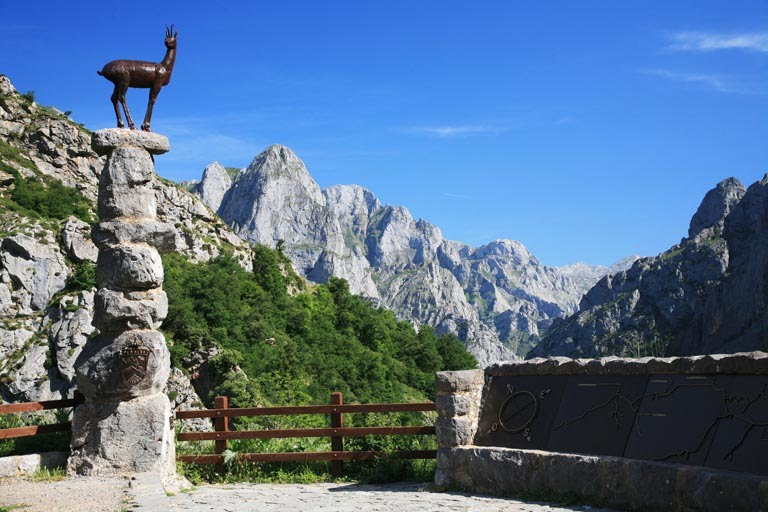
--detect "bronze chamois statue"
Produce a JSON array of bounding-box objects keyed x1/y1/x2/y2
[{"x1": 97, "y1": 25, "x2": 178, "y2": 132}]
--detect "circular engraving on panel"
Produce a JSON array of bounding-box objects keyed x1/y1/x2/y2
[{"x1": 498, "y1": 390, "x2": 539, "y2": 433}]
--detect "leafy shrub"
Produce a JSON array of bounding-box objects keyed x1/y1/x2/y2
[
  {"x1": 66, "y1": 260, "x2": 96, "y2": 292},
  {"x1": 11, "y1": 173, "x2": 93, "y2": 223}
]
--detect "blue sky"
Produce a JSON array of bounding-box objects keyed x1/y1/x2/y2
[{"x1": 2, "y1": 1, "x2": 766, "y2": 266}]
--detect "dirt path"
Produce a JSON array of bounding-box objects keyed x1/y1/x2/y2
[{"x1": 0, "y1": 476, "x2": 128, "y2": 512}]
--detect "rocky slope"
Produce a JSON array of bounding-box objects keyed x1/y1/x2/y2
[
  {"x1": 530, "y1": 176, "x2": 768, "y2": 358},
  {"x1": 0, "y1": 74, "x2": 250, "y2": 407},
  {"x1": 196, "y1": 145, "x2": 633, "y2": 365}
]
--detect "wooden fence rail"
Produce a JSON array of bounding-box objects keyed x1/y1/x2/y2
[
  {"x1": 176, "y1": 392, "x2": 436, "y2": 477},
  {"x1": 0, "y1": 395, "x2": 83, "y2": 440}
]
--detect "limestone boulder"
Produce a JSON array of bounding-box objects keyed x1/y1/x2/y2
[
  {"x1": 60, "y1": 216, "x2": 98, "y2": 263},
  {"x1": 98, "y1": 184, "x2": 156, "y2": 221},
  {"x1": 0, "y1": 234, "x2": 69, "y2": 313},
  {"x1": 96, "y1": 245, "x2": 163, "y2": 289},
  {"x1": 91, "y1": 128, "x2": 170, "y2": 156},
  {"x1": 166, "y1": 368, "x2": 211, "y2": 432},
  {"x1": 48, "y1": 290, "x2": 95, "y2": 384},
  {"x1": 93, "y1": 287, "x2": 167, "y2": 332},
  {"x1": 91, "y1": 221, "x2": 177, "y2": 252}
]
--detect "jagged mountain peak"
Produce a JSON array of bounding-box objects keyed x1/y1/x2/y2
[
  {"x1": 244, "y1": 144, "x2": 305, "y2": 177},
  {"x1": 218, "y1": 144, "x2": 326, "y2": 238},
  {"x1": 324, "y1": 184, "x2": 381, "y2": 222},
  {"x1": 192, "y1": 161, "x2": 231, "y2": 212},
  {"x1": 688, "y1": 177, "x2": 746, "y2": 239},
  {"x1": 473, "y1": 239, "x2": 535, "y2": 263},
  {"x1": 0, "y1": 74, "x2": 15, "y2": 95},
  {"x1": 324, "y1": 184, "x2": 380, "y2": 208}
]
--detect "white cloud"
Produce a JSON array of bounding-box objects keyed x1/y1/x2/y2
[
  {"x1": 403, "y1": 124, "x2": 503, "y2": 138},
  {"x1": 443, "y1": 192, "x2": 476, "y2": 200},
  {"x1": 669, "y1": 31, "x2": 768, "y2": 53},
  {"x1": 643, "y1": 69, "x2": 762, "y2": 94}
]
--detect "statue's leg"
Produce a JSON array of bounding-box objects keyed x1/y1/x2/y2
[
  {"x1": 111, "y1": 86, "x2": 124, "y2": 128},
  {"x1": 118, "y1": 83, "x2": 136, "y2": 130},
  {"x1": 141, "y1": 84, "x2": 161, "y2": 132}
]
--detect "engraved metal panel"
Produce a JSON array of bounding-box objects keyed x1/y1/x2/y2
[
  {"x1": 624, "y1": 375, "x2": 725, "y2": 466},
  {"x1": 545, "y1": 375, "x2": 648, "y2": 456},
  {"x1": 473, "y1": 372, "x2": 768, "y2": 475},
  {"x1": 704, "y1": 376, "x2": 768, "y2": 475},
  {"x1": 475, "y1": 375, "x2": 566, "y2": 449}
]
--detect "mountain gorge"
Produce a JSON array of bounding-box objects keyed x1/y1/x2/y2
[
  {"x1": 191, "y1": 146, "x2": 635, "y2": 365},
  {"x1": 531, "y1": 176, "x2": 768, "y2": 358}
]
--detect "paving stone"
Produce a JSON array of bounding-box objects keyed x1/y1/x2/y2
[{"x1": 128, "y1": 481, "x2": 617, "y2": 511}]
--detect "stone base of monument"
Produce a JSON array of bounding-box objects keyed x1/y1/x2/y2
[{"x1": 68, "y1": 394, "x2": 174, "y2": 476}]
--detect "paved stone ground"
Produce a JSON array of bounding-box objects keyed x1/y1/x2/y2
[{"x1": 129, "y1": 476, "x2": 616, "y2": 512}]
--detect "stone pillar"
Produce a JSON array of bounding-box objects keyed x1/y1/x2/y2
[
  {"x1": 434, "y1": 369, "x2": 484, "y2": 489},
  {"x1": 68, "y1": 129, "x2": 177, "y2": 480}
]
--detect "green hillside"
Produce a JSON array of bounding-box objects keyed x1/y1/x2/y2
[{"x1": 163, "y1": 246, "x2": 477, "y2": 408}]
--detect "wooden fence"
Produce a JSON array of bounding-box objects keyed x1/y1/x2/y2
[
  {"x1": 176, "y1": 392, "x2": 436, "y2": 476},
  {"x1": 0, "y1": 395, "x2": 83, "y2": 441}
]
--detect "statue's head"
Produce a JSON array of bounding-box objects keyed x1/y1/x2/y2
[{"x1": 165, "y1": 25, "x2": 178, "y2": 49}]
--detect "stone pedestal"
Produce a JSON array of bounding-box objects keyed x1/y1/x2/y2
[{"x1": 68, "y1": 129, "x2": 177, "y2": 481}]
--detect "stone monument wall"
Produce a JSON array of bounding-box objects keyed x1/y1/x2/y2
[
  {"x1": 435, "y1": 353, "x2": 768, "y2": 511},
  {"x1": 68, "y1": 129, "x2": 177, "y2": 480}
]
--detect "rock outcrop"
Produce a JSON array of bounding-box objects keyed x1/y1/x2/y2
[
  {"x1": 204, "y1": 145, "x2": 631, "y2": 365},
  {"x1": 0, "y1": 74, "x2": 244, "y2": 405},
  {"x1": 530, "y1": 176, "x2": 767, "y2": 358},
  {"x1": 191, "y1": 161, "x2": 232, "y2": 213}
]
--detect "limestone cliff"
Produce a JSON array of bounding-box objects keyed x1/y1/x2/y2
[
  {"x1": 530, "y1": 176, "x2": 767, "y2": 358},
  {"x1": 200, "y1": 145, "x2": 631, "y2": 365},
  {"x1": 0, "y1": 74, "x2": 249, "y2": 404}
]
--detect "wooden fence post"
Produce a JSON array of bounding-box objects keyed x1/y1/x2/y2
[
  {"x1": 214, "y1": 395, "x2": 229, "y2": 474},
  {"x1": 330, "y1": 392, "x2": 344, "y2": 477}
]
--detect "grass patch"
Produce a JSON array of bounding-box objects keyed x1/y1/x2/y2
[
  {"x1": 0, "y1": 410, "x2": 71, "y2": 458},
  {"x1": 30, "y1": 467, "x2": 66, "y2": 482},
  {"x1": 225, "y1": 167, "x2": 241, "y2": 180}
]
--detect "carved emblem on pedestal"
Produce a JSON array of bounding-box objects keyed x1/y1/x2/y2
[{"x1": 120, "y1": 336, "x2": 153, "y2": 385}]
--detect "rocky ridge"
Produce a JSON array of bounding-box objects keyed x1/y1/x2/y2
[
  {"x1": 530, "y1": 176, "x2": 768, "y2": 358},
  {"x1": 0, "y1": 74, "x2": 250, "y2": 408},
  {"x1": 197, "y1": 145, "x2": 633, "y2": 366}
]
